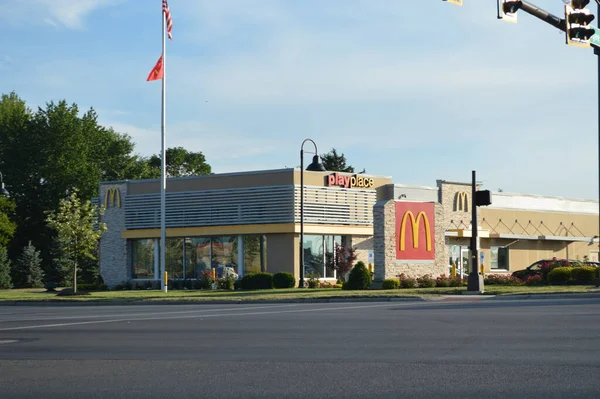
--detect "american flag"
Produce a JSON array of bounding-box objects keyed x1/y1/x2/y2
[{"x1": 163, "y1": 0, "x2": 173, "y2": 40}]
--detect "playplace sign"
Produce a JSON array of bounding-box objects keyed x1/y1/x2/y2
[{"x1": 326, "y1": 173, "x2": 374, "y2": 189}]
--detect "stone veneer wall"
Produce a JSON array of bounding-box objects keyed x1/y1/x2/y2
[
  {"x1": 373, "y1": 199, "x2": 447, "y2": 281},
  {"x1": 349, "y1": 235, "x2": 373, "y2": 268},
  {"x1": 437, "y1": 181, "x2": 482, "y2": 230},
  {"x1": 99, "y1": 183, "x2": 129, "y2": 288}
]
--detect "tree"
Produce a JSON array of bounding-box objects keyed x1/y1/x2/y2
[
  {"x1": 45, "y1": 190, "x2": 107, "y2": 294},
  {"x1": 0, "y1": 92, "x2": 154, "y2": 278},
  {"x1": 0, "y1": 196, "x2": 16, "y2": 247},
  {"x1": 331, "y1": 243, "x2": 357, "y2": 282},
  {"x1": 0, "y1": 247, "x2": 12, "y2": 289},
  {"x1": 320, "y1": 148, "x2": 364, "y2": 174},
  {"x1": 12, "y1": 242, "x2": 44, "y2": 288},
  {"x1": 147, "y1": 146, "x2": 212, "y2": 177}
]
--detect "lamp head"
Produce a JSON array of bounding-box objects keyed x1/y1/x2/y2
[{"x1": 306, "y1": 155, "x2": 326, "y2": 172}]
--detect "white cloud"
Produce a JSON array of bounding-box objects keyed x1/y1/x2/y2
[{"x1": 1, "y1": 0, "x2": 123, "y2": 29}]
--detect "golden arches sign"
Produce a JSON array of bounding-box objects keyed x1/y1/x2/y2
[
  {"x1": 399, "y1": 210, "x2": 432, "y2": 251},
  {"x1": 455, "y1": 191, "x2": 468, "y2": 212},
  {"x1": 104, "y1": 188, "x2": 121, "y2": 208}
]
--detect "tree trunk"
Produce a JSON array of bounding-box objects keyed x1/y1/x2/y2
[{"x1": 73, "y1": 237, "x2": 77, "y2": 294}]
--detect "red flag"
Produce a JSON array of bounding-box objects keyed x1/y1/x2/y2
[
  {"x1": 163, "y1": 0, "x2": 173, "y2": 40},
  {"x1": 147, "y1": 55, "x2": 164, "y2": 81}
]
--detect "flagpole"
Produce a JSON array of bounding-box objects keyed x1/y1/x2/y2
[{"x1": 160, "y1": 0, "x2": 167, "y2": 293}]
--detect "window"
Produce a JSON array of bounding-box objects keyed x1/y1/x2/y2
[
  {"x1": 303, "y1": 234, "x2": 343, "y2": 279},
  {"x1": 132, "y1": 239, "x2": 155, "y2": 279},
  {"x1": 490, "y1": 246, "x2": 509, "y2": 270}
]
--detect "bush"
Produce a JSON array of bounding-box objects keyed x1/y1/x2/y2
[
  {"x1": 217, "y1": 275, "x2": 235, "y2": 290},
  {"x1": 381, "y1": 279, "x2": 399, "y2": 289},
  {"x1": 484, "y1": 274, "x2": 523, "y2": 286},
  {"x1": 398, "y1": 273, "x2": 417, "y2": 289},
  {"x1": 241, "y1": 273, "x2": 273, "y2": 290},
  {"x1": 273, "y1": 272, "x2": 296, "y2": 288},
  {"x1": 417, "y1": 274, "x2": 435, "y2": 288},
  {"x1": 571, "y1": 266, "x2": 596, "y2": 284},
  {"x1": 307, "y1": 273, "x2": 320, "y2": 289},
  {"x1": 345, "y1": 261, "x2": 371, "y2": 290},
  {"x1": 435, "y1": 275, "x2": 450, "y2": 287},
  {"x1": 547, "y1": 267, "x2": 573, "y2": 284},
  {"x1": 524, "y1": 275, "x2": 545, "y2": 286},
  {"x1": 240, "y1": 274, "x2": 255, "y2": 290}
]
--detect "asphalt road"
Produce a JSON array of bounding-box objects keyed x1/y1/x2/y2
[{"x1": 0, "y1": 297, "x2": 599, "y2": 399}]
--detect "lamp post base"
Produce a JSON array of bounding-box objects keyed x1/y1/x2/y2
[{"x1": 467, "y1": 272, "x2": 485, "y2": 293}]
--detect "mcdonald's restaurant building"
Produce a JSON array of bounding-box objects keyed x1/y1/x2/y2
[{"x1": 98, "y1": 169, "x2": 599, "y2": 288}]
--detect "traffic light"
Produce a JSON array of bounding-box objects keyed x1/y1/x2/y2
[
  {"x1": 498, "y1": 1, "x2": 522, "y2": 23},
  {"x1": 475, "y1": 190, "x2": 492, "y2": 207},
  {"x1": 565, "y1": 0, "x2": 595, "y2": 48},
  {"x1": 443, "y1": 0, "x2": 463, "y2": 6}
]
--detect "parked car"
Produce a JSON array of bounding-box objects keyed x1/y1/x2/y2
[{"x1": 511, "y1": 259, "x2": 599, "y2": 280}]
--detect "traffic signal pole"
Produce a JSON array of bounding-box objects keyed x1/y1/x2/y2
[
  {"x1": 518, "y1": 1, "x2": 566, "y2": 32},
  {"x1": 596, "y1": 1, "x2": 600, "y2": 258}
]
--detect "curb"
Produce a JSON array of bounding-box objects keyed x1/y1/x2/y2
[{"x1": 1, "y1": 292, "x2": 599, "y2": 306}]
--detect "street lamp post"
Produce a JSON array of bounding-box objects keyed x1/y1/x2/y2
[
  {"x1": 0, "y1": 172, "x2": 9, "y2": 196},
  {"x1": 299, "y1": 139, "x2": 326, "y2": 288}
]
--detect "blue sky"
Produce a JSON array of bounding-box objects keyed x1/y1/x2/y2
[{"x1": 1, "y1": 0, "x2": 598, "y2": 200}]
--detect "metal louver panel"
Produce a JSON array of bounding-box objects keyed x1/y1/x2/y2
[
  {"x1": 125, "y1": 186, "x2": 295, "y2": 229},
  {"x1": 294, "y1": 186, "x2": 375, "y2": 226}
]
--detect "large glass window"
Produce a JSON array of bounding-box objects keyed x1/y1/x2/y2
[
  {"x1": 132, "y1": 239, "x2": 155, "y2": 279},
  {"x1": 303, "y1": 235, "x2": 343, "y2": 279},
  {"x1": 165, "y1": 238, "x2": 184, "y2": 279},
  {"x1": 212, "y1": 236, "x2": 238, "y2": 278},
  {"x1": 188, "y1": 237, "x2": 211, "y2": 278},
  {"x1": 244, "y1": 235, "x2": 263, "y2": 274}
]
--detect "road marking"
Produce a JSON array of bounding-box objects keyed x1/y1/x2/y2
[
  {"x1": 0, "y1": 303, "x2": 306, "y2": 323},
  {"x1": 0, "y1": 340, "x2": 18, "y2": 344},
  {"x1": 0, "y1": 302, "x2": 403, "y2": 332}
]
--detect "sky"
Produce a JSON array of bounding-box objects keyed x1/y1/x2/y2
[{"x1": 0, "y1": 0, "x2": 598, "y2": 200}]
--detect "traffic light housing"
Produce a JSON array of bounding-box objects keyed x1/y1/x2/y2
[
  {"x1": 498, "y1": 1, "x2": 522, "y2": 23},
  {"x1": 475, "y1": 190, "x2": 492, "y2": 207},
  {"x1": 565, "y1": 0, "x2": 595, "y2": 48}
]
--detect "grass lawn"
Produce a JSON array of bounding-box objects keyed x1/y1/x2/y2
[{"x1": 0, "y1": 284, "x2": 598, "y2": 303}]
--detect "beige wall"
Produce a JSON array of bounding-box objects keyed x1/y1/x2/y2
[
  {"x1": 480, "y1": 208, "x2": 598, "y2": 238},
  {"x1": 265, "y1": 233, "x2": 297, "y2": 276},
  {"x1": 349, "y1": 235, "x2": 373, "y2": 269}
]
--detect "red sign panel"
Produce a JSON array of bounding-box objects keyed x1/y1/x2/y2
[{"x1": 395, "y1": 202, "x2": 435, "y2": 261}]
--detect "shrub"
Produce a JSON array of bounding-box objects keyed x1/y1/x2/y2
[
  {"x1": 399, "y1": 274, "x2": 417, "y2": 289},
  {"x1": 484, "y1": 274, "x2": 522, "y2": 286},
  {"x1": 448, "y1": 276, "x2": 463, "y2": 287},
  {"x1": 241, "y1": 274, "x2": 255, "y2": 290},
  {"x1": 524, "y1": 275, "x2": 545, "y2": 286},
  {"x1": 242, "y1": 272, "x2": 273, "y2": 290},
  {"x1": 307, "y1": 276, "x2": 320, "y2": 288},
  {"x1": 198, "y1": 270, "x2": 214, "y2": 289},
  {"x1": 571, "y1": 266, "x2": 596, "y2": 284},
  {"x1": 381, "y1": 279, "x2": 399, "y2": 289},
  {"x1": 217, "y1": 275, "x2": 235, "y2": 290},
  {"x1": 417, "y1": 274, "x2": 435, "y2": 288},
  {"x1": 547, "y1": 267, "x2": 573, "y2": 284},
  {"x1": 273, "y1": 272, "x2": 296, "y2": 288},
  {"x1": 435, "y1": 275, "x2": 450, "y2": 287},
  {"x1": 345, "y1": 261, "x2": 371, "y2": 290}
]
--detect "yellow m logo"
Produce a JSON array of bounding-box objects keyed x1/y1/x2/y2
[
  {"x1": 455, "y1": 191, "x2": 468, "y2": 212},
  {"x1": 104, "y1": 188, "x2": 121, "y2": 208},
  {"x1": 399, "y1": 211, "x2": 432, "y2": 251}
]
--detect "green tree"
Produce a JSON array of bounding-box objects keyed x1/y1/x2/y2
[
  {"x1": 147, "y1": 146, "x2": 212, "y2": 177},
  {"x1": 0, "y1": 92, "x2": 153, "y2": 278},
  {"x1": 320, "y1": 148, "x2": 364, "y2": 173},
  {"x1": 0, "y1": 196, "x2": 16, "y2": 247},
  {"x1": 46, "y1": 190, "x2": 107, "y2": 293},
  {"x1": 12, "y1": 242, "x2": 44, "y2": 288},
  {"x1": 0, "y1": 247, "x2": 12, "y2": 289}
]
